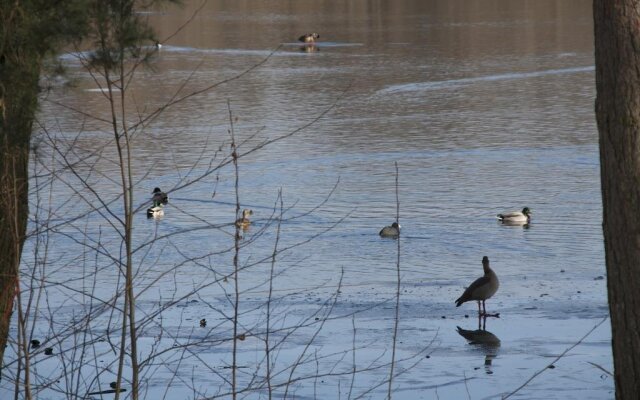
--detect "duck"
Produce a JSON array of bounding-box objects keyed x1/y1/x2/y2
[
  {"x1": 235, "y1": 209, "x2": 253, "y2": 228},
  {"x1": 152, "y1": 187, "x2": 168, "y2": 206},
  {"x1": 497, "y1": 207, "x2": 531, "y2": 224},
  {"x1": 455, "y1": 256, "x2": 500, "y2": 316},
  {"x1": 298, "y1": 33, "x2": 320, "y2": 43},
  {"x1": 379, "y1": 222, "x2": 400, "y2": 238}
]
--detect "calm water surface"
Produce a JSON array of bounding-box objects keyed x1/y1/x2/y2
[{"x1": 11, "y1": 1, "x2": 612, "y2": 399}]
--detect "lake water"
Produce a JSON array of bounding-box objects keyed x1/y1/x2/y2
[{"x1": 3, "y1": 1, "x2": 613, "y2": 399}]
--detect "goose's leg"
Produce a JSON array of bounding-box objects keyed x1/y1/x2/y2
[{"x1": 477, "y1": 301, "x2": 482, "y2": 315}]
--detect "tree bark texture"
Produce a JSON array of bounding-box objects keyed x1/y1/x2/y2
[
  {"x1": 0, "y1": 0, "x2": 91, "y2": 368},
  {"x1": 0, "y1": 74, "x2": 35, "y2": 370},
  {"x1": 594, "y1": 1, "x2": 640, "y2": 398},
  {"x1": 0, "y1": 3, "x2": 44, "y2": 367}
]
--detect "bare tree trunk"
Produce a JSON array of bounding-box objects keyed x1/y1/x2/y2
[
  {"x1": 594, "y1": 1, "x2": 640, "y2": 398},
  {"x1": 0, "y1": 53, "x2": 38, "y2": 369},
  {"x1": 0, "y1": 0, "x2": 91, "y2": 369},
  {"x1": 0, "y1": 150, "x2": 30, "y2": 370}
]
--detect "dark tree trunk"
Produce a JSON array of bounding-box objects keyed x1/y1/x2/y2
[
  {"x1": 0, "y1": 51, "x2": 37, "y2": 370},
  {"x1": 0, "y1": 27, "x2": 40, "y2": 368},
  {"x1": 0, "y1": 0, "x2": 91, "y2": 369},
  {"x1": 594, "y1": 1, "x2": 640, "y2": 398}
]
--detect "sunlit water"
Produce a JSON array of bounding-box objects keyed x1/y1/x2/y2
[{"x1": 4, "y1": 1, "x2": 612, "y2": 399}]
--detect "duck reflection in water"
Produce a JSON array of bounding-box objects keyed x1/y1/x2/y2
[
  {"x1": 497, "y1": 218, "x2": 530, "y2": 229},
  {"x1": 300, "y1": 44, "x2": 319, "y2": 53},
  {"x1": 456, "y1": 315, "x2": 501, "y2": 375}
]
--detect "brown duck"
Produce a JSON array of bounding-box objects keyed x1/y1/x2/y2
[
  {"x1": 235, "y1": 209, "x2": 253, "y2": 228},
  {"x1": 298, "y1": 33, "x2": 320, "y2": 43}
]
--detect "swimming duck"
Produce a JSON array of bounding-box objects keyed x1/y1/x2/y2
[
  {"x1": 235, "y1": 209, "x2": 253, "y2": 228},
  {"x1": 298, "y1": 33, "x2": 320, "y2": 43},
  {"x1": 379, "y1": 222, "x2": 400, "y2": 238},
  {"x1": 152, "y1": 187, "x2": 168, "y2": 206},
  {"x1": 497, "y1": 207, "x2": 531, "y2": 223},
  {"x1": 455, "y1": 256, "x2": 500, "y2": 316}
]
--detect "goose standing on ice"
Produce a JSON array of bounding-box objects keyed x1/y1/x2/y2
[{"x1": 455, "y1": 256, "x2": 500, "y2": 316}]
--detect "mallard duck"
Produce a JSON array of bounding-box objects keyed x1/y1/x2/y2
[
  {"x1": 455, "y1": 256, "x2": 500, "y2": 316},
  {"x1": 147, "y1": 205, "x2": 164, "y2": 218},
  {"x1": 235, "y1": 209, "x2": 253, "y2": 228},
  {"x1": 379, "y1": 222, "x2": 400, "y2": 238},
  {"x1": 298, "y1": 33, "x2": 320, "y2": 43},
  {"x1": 152, "y1": 187, "x2": 168, "y2": 206},
  {"x1": 497, "y1": 207, "x2": 531, "y2": 223}
]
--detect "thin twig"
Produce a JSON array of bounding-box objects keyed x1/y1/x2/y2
[
  {"x1": 502, "y1": 316, "x2": 609, "y2": 399},
  {"x1": 387, "y1": 162, "x2": 401, "y2": 400}
]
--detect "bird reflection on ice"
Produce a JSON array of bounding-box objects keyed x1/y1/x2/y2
[{"x1": 457, "y1": 316, "x2": 501, "y2": 374}]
